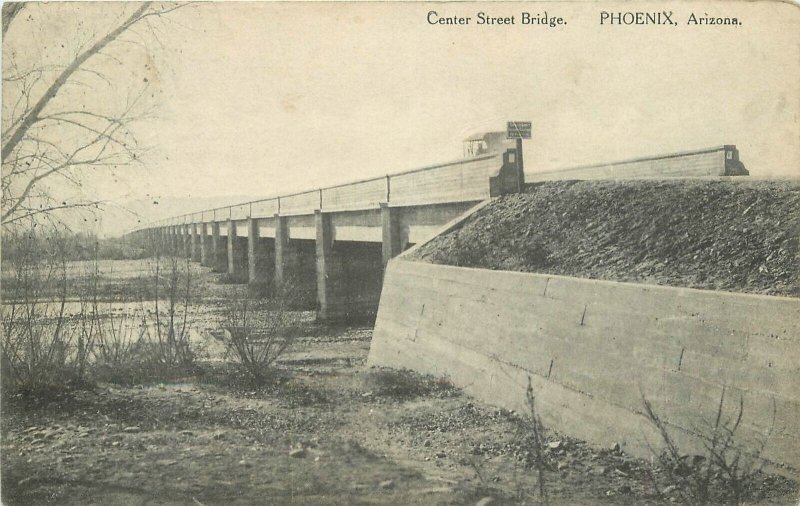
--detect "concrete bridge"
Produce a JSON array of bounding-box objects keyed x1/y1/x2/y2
[
  {"x1": 128, "y1": 142, "x2": 746, "y2": 322},
  {"x1": 127, "y1": 143, "x2": 525, "y2": 321}
]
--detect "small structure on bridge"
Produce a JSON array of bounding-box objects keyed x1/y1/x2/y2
[{"x1": 462, "y1": 131, "x2": 513, "y2": 158}]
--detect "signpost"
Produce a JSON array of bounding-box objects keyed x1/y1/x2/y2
[
  {"x1": 507, "y1": 121, "x2": 531, "y2": 191},
  {"x1": 507, "y1": 121, "x2": 532, "y2": 139}
]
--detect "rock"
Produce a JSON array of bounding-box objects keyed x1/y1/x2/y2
[
  {"x1": 557, "y1": 461, "x2": 569, "y2": 471},
  {"x1": 123, "y1": 426, "x2": 141, "y2": 433},
  {"x1": 547, "y1": 441, "x2": 563, "y2": 450},
  {"x1": 662, "y1": 485, "x2": 678, "y2": 495},
  {"x1": 592, "y1": 466, "x2": 606, "y2": 475},
  {"x1": 238, "y1": 459, "x2": 253, "y2": 467},
  {"x1": 423, "y1": 439, "x2": 432, "y2": 447},
  {"x1": 379, "y1": 479, "x2": 394, "y2": 489},
  {"x1": 619, "y1": 485, "x2": 632, "y2": 494},
  {"x1": 179, "y1": 430, "x2": 195, "y2": 436},
  {"x1": 611, "y1": 442, "x2": 621, "y2": 453},
  {"x1": 436, "y1": 452, "x2": 446, "y2": 459},
  {"x1": 289, "y1": 448, "x2": 307, "y2": 458},
  {"x1": 475, "y1": 497, "x2": 494, "y2": 506}
]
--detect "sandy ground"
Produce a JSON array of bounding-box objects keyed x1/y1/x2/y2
[{"x1": 1, "y1": 263, "x2": 798, "y2": 505}]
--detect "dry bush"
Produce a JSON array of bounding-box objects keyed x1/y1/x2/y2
[
  {"x1": 1, "y1": 228, "x2": 85, "y2": 394},
  {"x1": 137, "y1": 251, "x2": 195, "y2": 367},
  {"x1": 220, "y1": 291, "x2": 296, "y2": 383},
  {"x1": 524, "y1": 376, "x2": 550, "y2": 505},
  {"x1": 642, "y1": 386, "x2": 777, "y2": 505}
]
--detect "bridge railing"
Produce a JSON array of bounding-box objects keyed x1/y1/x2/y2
[{"x1": 137, "y1": 152, "x2": 506, "y2": 230}]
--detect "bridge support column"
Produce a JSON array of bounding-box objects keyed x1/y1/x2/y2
[
  {"x1": 315, "y1": 211, "x2": 345, "y2": 321},
  {"x1": 211, "y1": 222, "x2": 226, "y2": 272},
  {"x1": 248, "y1": 218, "x2": 274, "y2": 292},
  {"x1": 227, "y1": 219, "x2": 248, "y2": 282},
  {"x1": 182, "y1": 224, "x2": 191, "y2": 257},
  {"x1": 274, "y1": 215, "x2": 288, "y2": 288},
  {"x1": 200, "y1": 223, "x2": 209, "y2": 266},
  {"x1": 380, "y1": 203, "x2": 402, "y2": 267},
  {"x1": 171, "y1": 226, "x2": 180, "y2": 255},
  {"x1": 190, "y1": 224, "x2": 200, "y2": 262},
  {"x1": 274, "y1": 214, "x2": 316, "y2": 308},
  {"x1": 163, "y1": 228, "x2": 170, "y2": 255}
]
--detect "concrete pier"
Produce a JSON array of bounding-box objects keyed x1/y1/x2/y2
[
  {"x1": 227, "y1": 219, "x2": 248, "y2": 282},
  {"x1": 247, "y1": 218, "x2": 275, "y2": 291},
  {"x1": 211, "y1": 222, "x2": 226, "y2": 273}
]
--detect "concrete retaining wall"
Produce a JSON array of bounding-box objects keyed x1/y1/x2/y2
[
  {"x1": 368, "y1": 260, "x2": 800, "y2": 472},
  {"x1": 528, "y1": 145, "x2": 748, "y2": 182}
]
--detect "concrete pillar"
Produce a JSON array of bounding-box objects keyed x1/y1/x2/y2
[
  {"x1": 315, "y1": 210, "x2": 345, "y2": 321},
  {"x1": 171, "y1": 226, "x2": 179, "y2": 255},
  {"x1": 200, "y1": 223, "x2": 208, "y2": 266},
  {"x1": 380, "y1": 203, "x2": 402, "y2": 267},
  {"x1": 180, "y1": 223, "x2": 192, "y2": 258},
  {"x1": 248, "y1": 218, "x2": 275, "y2": 290},
  {"x1": 227, "y1": 219, "x2": 247, "y2": 281},
  {"x1": 227, "y1": 219, "x2": 236, "y2": 275},
  {"x1": 190, "y1": 223, "x2": 200, "y2": 262},
  {"x1": 274, "y1": 214, "x2": 289, "y2": 289},
  {"x1": 159, "y1": 228, "x2": 167, "y2": 255},
  {"x1": 211, "y1": 222, "x2": 226, "y2": 272}
]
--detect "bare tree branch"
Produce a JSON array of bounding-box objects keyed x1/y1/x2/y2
[
  {"x1": 2, "y1": 2, "x2": 25, "y2": 36},
  {"x1": 2, "y1": 2, "x2": 151, "y2": 163}
]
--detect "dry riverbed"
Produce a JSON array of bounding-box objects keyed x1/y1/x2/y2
[{"x1": 1, "y1": 265, "x2": 797, "y2": 505}]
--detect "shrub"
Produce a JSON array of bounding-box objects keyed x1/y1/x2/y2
[
  {"x1": 641, "y1": 386, "x2": 776, "y2": 505},
  {"x1": 220, "y1": 292, "x2": 296, "y2": 383}
]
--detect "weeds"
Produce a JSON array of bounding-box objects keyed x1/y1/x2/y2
[
  {"x1": 1, "y1": 227, "x2": 82, "y2": 394},
  {"x1": 138, "y1": 251, "x2": 195, "y2": 367},
  {"x1": 364, "y1": 368, "x2": 458, "y2": 400},
  {"x1": 220, "y1": 290, "x2": 295, "y2": 383},
  {"x1": 524, "y1": 376, "x2": 550, "y2": 505},
  {"x1": 642, "y1": 386, "x2": 776, "y2": 505}
]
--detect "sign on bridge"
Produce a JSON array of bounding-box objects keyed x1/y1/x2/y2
[{"x1": 507, "y1": 121, "x2": 532, "y2": 139}]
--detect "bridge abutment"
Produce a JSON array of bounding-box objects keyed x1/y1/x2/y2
[{"x1": 380, "y1": 203, "x2": 402, "y2": 267}]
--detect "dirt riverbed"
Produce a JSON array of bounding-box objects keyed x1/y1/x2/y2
[{"x1": 1, "y1": 261, "x2": 798, "y2": 505}]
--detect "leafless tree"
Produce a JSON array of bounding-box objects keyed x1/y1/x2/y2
[{"x1": 2, "y1": 2, "x2": 188, "y2": 226}]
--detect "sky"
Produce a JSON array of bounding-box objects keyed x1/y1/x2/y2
[{"x1": 3, "y1": 1, "x2": 799, "y2": 233}]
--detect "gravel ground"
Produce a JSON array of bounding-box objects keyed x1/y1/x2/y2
[{"x1": 410, "y1": 179, "x2": 800, "y2": 297}]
